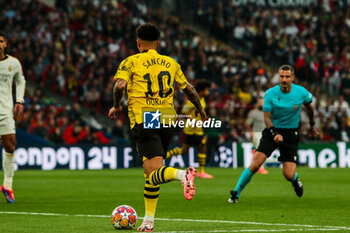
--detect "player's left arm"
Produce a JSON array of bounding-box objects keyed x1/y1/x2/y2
[{"x1": 13, "y1": 60, "x2": 26, "y2": 119}]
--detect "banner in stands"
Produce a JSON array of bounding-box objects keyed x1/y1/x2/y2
[
  {"x1": 0, "y1": 142, "x2": 350, "y2": 170},
  {"x1": 215, "y1": 142, "x2": 350, "y2": 169},
  {"x1": 231, "y1": 0, "x2": 317, "y2": 7}
]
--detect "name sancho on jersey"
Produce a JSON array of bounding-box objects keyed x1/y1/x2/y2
[
  {"x1": 114, "y1": 49, "x2": 188, "y2": 129},
  {"x1": 143, "y1": 58, "x2": 171, "y2": 69}
]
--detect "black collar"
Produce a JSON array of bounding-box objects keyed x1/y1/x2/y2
[
  {"x1": 142, "y1": 50, "x2": 148, "y2": 53},
  {"x1": 0, "y1": 55, "x2": 8, "y2": 61}
]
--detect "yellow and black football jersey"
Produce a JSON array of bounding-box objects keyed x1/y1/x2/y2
[
  {"x1": 182, "y1": 97, "x2": 206, "y2": 135},
  {"x1": 114, "y1": 49, "x2": 188, "y2": 129}
]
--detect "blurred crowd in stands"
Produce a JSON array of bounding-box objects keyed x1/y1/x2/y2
[
  {"x1": 192, "y1": 0, "x2": 350, "y2": 95},
  {"x1": 21, "y1": 87, "x2": 133, "y2": 145},
  {"x1": 19, "y1": 88, "x2": 128, "y2": 145},
  {"x1": 1, "y1": 0, "x2": 350, "y2": 145}
]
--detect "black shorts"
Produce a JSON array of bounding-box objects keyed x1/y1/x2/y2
[
  {"x1": 257, "y1": 128, "x2": 299, "y2": 163},
  {"x1": 183, "y1": 134, "x2": 206, "y2": 146},
  {"x1": 132, "y1": 124, "x2": 174, "y2": 162}
]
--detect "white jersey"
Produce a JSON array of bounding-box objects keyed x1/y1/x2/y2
[
  {"x1": 0, "y1": 55, "x2": 26, "y2": 114},
  {"x1": 246, "y1": 108, "x2": 265, "y2": 132}
]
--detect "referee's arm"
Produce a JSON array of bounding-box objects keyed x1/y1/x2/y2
[
  {"x1": 264, "y1": 111, "x2": 283, "y2": 142},
  {"x1": 263, "y1": 112, "x2": 274, "y2": 129},
  {"x1": 304, "y1": 102, "x2": 320, "y2": 135},
  {"x1": 304, "y1": 102, "x2": 315, "y2": 126}
]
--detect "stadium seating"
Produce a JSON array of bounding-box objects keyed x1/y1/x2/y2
[{"x1": 2, "y1": 0, "x2": 349, "y2": 143}]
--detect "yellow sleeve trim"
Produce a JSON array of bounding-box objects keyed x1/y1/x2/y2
[{"x1": 180, "y1": 82, "x2": 188, "y2": 90}]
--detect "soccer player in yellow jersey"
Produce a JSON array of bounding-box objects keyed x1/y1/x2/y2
[
  {"x1": 167, "y1": 80, "x2": 213, "y2": 178},
  {"x1": 108, "y1": 23, "x2": 207, "y2": 232},
  {"x1": 0, "y1": 33, "x2": 26, "y2": 203}
]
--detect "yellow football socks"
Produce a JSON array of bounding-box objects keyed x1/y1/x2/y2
[
  {"x1": 166, "y1": 147, "x2": 182, "y2": 159},
  {"x1": 197, "y1": 153, "x2": 206, "y2": 173},
  {"x1": 148, "y1": 166, "x2": 178, "y2": 185},
  {"x1": 144, "y1": 178, "x2": 159, "y2": 219}
]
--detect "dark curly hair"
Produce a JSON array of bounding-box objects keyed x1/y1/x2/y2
[
  {"x1": 136, "y1": 23, "x2": 160, "y2": 41},
  {"x1": 195, "y1": 80, "x2": 211, "y2": 93},
  {"x1": 0, "y1": 33, "x2": 7, "y2": 41}
]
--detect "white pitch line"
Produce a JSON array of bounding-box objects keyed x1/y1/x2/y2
[
  {"x1": 156, "y1": 229, "x2": 342, "y2": 233},
  {"x1": 0, "y1": 211, "x2": 107, "y2": 218},
  {"x1": 155, "y1": 217, "x2": 350, "y2": 230},
  {"x1": 1, "y1": 211, "x2": 350, "y2": 231}
]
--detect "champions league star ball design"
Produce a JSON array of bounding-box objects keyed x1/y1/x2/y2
[{"x1": 111, "y1": 205, "x2": 138, "y2": 230}]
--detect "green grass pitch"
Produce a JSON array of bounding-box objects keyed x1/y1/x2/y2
[{"x1": 0, "y1": 167, "x2": 350, "y2": 232}]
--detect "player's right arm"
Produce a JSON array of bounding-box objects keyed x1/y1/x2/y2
[
  {"x1": 173, "y1": 62, "x2": 207, "y2": 121},
  {"x1": 183, "y1": 83, "x2": 207, "y2": 121}
]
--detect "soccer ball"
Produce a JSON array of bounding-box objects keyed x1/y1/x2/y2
[{"x1": 111, "y1": 205, "x2": 138, "y2": 230}]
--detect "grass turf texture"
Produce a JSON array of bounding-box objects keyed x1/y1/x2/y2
[{"x1": 0, "y1": 168, "x2": 349, "y2": 232}]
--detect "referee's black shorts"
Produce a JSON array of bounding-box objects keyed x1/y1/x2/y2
[
  {"x1": 132, "y1": 124, "x2": 174, "y2": 162},
  {"x1": 257, "y1": 128, "x2": 299, "y2": 163}
]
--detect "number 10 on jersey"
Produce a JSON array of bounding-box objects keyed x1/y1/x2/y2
[{"x1": 143, "y1": 71, "x2": 173, "y2": 98}]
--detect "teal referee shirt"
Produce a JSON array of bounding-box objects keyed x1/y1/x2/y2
[{"x1": 263, "y1": 84, "x2": 313, "y2": 129}]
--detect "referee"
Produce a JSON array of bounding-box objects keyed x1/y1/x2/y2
[{"x1": 228, "y1": 64, "x2": 319, "y2": 203}]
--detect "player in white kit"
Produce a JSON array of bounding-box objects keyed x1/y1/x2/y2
[
  {"x1": 246, "y1": 98, "x2": 268, "y2": 174},
  {"x1": 0, "y1": 33, "x2": 26, "y2": 203}
]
